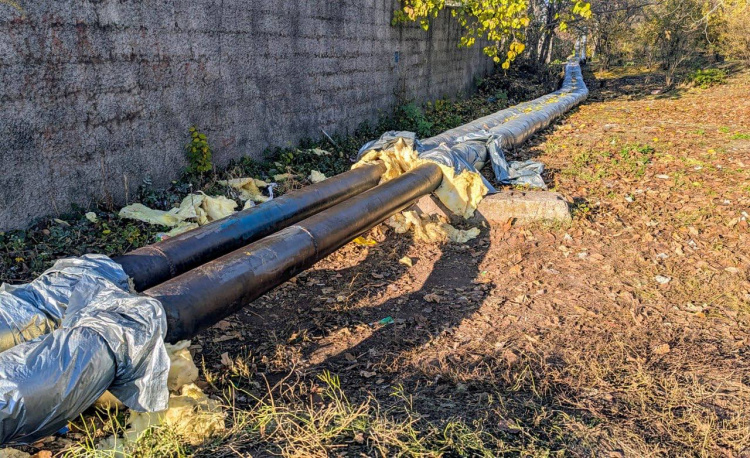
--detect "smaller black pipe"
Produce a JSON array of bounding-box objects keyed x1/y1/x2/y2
[
  {"x1": 146, "y1": 163, "x2": 443, "y2": 342},
  {"x1": 115, "y1": 162, "x2": 386, "y2": 291}
]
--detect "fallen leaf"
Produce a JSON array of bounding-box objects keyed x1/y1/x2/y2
[
  {"x1": 651, "y1": 343, "x2": 671, "y2": 355},
  {"x1": 353, "y1": 236, "x2": 377, "y2": 246},
  {"x1": 214, "y1": 332, "x2": 242, "y2": 343},
  {"x1": 214, "y1": 320, "x2": 233, "y2": 330},
  {"x1": 424, "y1": 293, "x2": 442, "y2": 303}
]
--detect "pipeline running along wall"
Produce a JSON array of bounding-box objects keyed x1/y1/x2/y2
[
  {"x1": 0, "y1": 0, "x2": 493, "y2": 230},
  {"x1": 0, "y1": 59, "x2": 588, "y2": 445}
]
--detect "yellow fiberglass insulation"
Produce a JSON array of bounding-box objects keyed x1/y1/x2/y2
[
  {"x1": 353, "y1": 137, "x2": 488, "y2": 219},
  {"x1": 309, "y1": 170, "x2": 327, "y2": 183},
  {"x1": 118, "y1": 192, "x2": 237, "y2": 234},
  {"x1": 97, "y1": 340, "x2": 225, "y2": 453},
  {"x1": 387, "y1": 211, "x2": 480, "y2": 244},
  {"x1": 165, "y1": 340, "x2": 200, "y2": 391},
  {"x1": 219, "y1": 177, "x2": 271, "y2": 203},
  {"x1": 122, "y1": 383, "x2": 225, "y2": 446}
]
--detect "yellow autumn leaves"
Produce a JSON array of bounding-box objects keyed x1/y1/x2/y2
[{"x1": 394, "y1": 0, "x2": 592, "y2": 69}]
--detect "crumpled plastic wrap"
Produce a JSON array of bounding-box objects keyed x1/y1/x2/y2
[
  {"x1": 0, "y1": 255, "x2": 130, "y2": 352},
  {"x1": 0, "y1": 256, "x2": 170, "y2": 445},
  {"x1": 359, "y1": 61, "x2": 588, "y2": 189}
]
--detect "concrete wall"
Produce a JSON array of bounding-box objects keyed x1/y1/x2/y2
[{"x1": 0, "y1": 0, "x2": 492, "y2": 229}]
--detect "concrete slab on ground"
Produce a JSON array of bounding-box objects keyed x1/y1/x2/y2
[
  {"x1": 473, "y1": 190, "x2": 572, "y2": 224},
  {"x1": 411, "y1": 191, "x2": 571, "y2": 225}
]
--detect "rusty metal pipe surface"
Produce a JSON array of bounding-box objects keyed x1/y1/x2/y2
[
  {"x1": 114, "y1": 162, "x2": 387, "y2": 291},
  {"x1": 146, "y1": 163, "x2": 443, "y2": 342}
]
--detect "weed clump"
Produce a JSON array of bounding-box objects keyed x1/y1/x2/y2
[
  {"x1": 186, "y1": 126, "x2": 213, "y2": 174},
  {"x1": 688, "y1": 68, "x2": 727, "y2": 89}
]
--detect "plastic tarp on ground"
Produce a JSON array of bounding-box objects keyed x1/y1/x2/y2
[
  {"x1": 0, "y1": 255, "x2": 169, "y2": 444},
  {"x1": 359, "y1": 60, "x2": 588, "y2": 189}
]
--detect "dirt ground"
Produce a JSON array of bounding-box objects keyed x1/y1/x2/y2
[
  {"x1": 16, "y1": 65, "x2": 750, "y2": 457},
  {"x1": 159, "y1": 65, "x2": 749, "y2": 457}
]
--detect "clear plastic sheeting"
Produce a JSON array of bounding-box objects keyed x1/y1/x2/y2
[
  {"x1": 0, "y1": 257, "x2": 170, "y2": 445},
  {"x1": 0, "y1": 255, "x2": 131, "y2": 352},
  {"x1": 361, "y1": 61, "x2": 588, "y2": 189}
]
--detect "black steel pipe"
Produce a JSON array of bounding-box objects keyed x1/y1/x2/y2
[
  {"x1": 146, "y1": 163, "x2": 443, "y2": 343},
  {"x1": 114, "y1": 162, "x2": 387, "y2": 291}
]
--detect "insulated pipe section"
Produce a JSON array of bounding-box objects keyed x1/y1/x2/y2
[
  {"x1": 147, "y1": 163, "x2": 443, "y2": 342},
  {"x1": 114, "y1": 162, "x2": 387, "y2": 291}
]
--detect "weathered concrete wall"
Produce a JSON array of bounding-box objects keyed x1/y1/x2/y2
[{"x1": 0, "y1": 0, "x2": 492, "y2": 229}]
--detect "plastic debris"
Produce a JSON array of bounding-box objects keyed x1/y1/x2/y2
[
  {"x1": 399, "y1": 256, "x2": 413, "y2": 267},
  {"x1": 370, "y1": 316, "x2": 394, "y2": 328},
  {"x1": 266, "y1": 182, "x2": 278, "y2": 200},
  {"x1": 85, "y1": 212, "x2": 98, "y2": 223}
]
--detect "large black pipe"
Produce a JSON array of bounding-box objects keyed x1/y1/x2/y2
[
  {"x1": 146, "y1": 163, "x2": 443, "y2": 343},
  {"x1": 115, "y1": 162, "x2": 386, "y2": 291}
]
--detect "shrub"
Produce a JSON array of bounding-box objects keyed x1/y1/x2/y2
[
  {"x1": 688, "y1": 68, "x2": 727, "y2": 88},
  {"x1": 186, "y1": 126, "x2": 213, "y2": 174},
  {"x1": 394, "y1": 103, "x2": 434, "y2": 138}
]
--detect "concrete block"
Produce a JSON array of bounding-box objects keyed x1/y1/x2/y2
[
  {"x1": 410, "y1": 191, "x2": 571, "y2": 226},
  {"x1": 473, "y1": 191, "x2": 571, "y2": 224}
]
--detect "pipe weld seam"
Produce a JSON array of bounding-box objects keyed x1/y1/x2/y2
[
  {"x1": 145, "y1": 245, "x2": 177, "y2": 277},
  {"x1": 292, "y1": 225, "x2": 319, "y2": 256}
]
